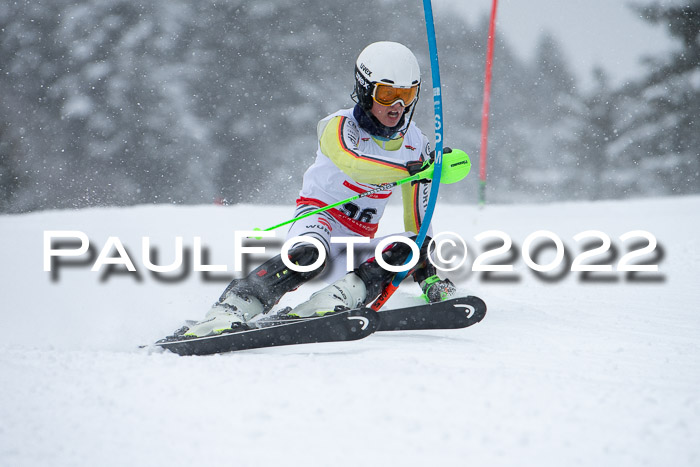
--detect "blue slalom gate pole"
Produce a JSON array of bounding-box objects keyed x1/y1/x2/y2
[{"x1": 372, "y1": 0, "x2": 444, "y2": 310}]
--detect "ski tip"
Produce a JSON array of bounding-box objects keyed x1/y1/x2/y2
[
  {"x1": 376, "y1": 295, "x2": 487, "y2": 332},
  {"x1": 137, "y1": 342, "x2": 167, "y2": 354},
  {"x1": 347, "y1": 307, "x2": 381, "y2": 335},
  {"x1": 468, "y1": 295, "x2": 487, "y2": 312}
]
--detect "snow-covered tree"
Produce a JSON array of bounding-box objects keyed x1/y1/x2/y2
[{"x1": 610, "y1": 1, "x2": 700, "y2": 196}]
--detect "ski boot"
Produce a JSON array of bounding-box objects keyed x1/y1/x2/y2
[
  {"x1": 183, "y1": 244, "x2": 325, "y2": 337},
  {"x1": 286, "y1": 236, "x2": 418, "y2": 318},
  {"x1": 419, "y1": 275, "x2": 457, "y2": 303},
  {"x1": 183, "y1": 288, "x2": 264, "y2": 337},
  {"x1": 286, "y1": 272, "x2": 367, "y2": 318},
  {"x1": 413, "y1": 260, "x2": 456, "y2": 303}
]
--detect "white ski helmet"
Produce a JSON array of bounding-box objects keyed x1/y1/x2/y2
[{"x1": 353, "y1": 41, "x2": 421, "y2": 113}]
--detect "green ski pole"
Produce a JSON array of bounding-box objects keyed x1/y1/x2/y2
[
  {"x1": 254, "y1": 172, "x2": 424, "y2": 236},
  {"x1": 253, "y1": 149, "x2": 470, "y2": 236}
]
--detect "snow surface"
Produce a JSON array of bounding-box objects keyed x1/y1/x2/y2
[{"x1": 1, "y1": 197, "x2": 699, "y2": 467}]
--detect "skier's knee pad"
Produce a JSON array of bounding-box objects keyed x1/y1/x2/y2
[
  {"x1": 285, "y1": 244, "x2": 327, "y2": 280},
  {"x1": 356, "y1": 236, "x2": 424, "y2": 301}
]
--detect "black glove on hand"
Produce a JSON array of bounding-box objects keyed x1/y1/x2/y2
[
  {"x1": 406, "y1": 160, "x2": 429, "y2": 176},
  {"x1": 406, "y1": 146, "x2": 452, "y2": 178}
]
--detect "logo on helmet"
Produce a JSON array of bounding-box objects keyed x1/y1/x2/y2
[
  {"x1": 359, "y1": 63, "x2": 372, "y2": 77},
  {"x1": 355, "y1": 71, "x2": 370, "y2": 90}
]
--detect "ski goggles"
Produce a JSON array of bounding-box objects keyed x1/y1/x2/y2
[{"x1": 372, "y1": 83, "x2": 419, "y2": 107}]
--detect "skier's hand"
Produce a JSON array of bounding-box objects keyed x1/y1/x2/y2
[
  {"x1": 428, "y1": 146, "x2": 452, "y2": 162},
  {"x1": 407, "y1": 159, "x2": 435, "y2": 185},
  {"x1": 407, "y1": 159, "x2": 431, "y2": 177},
  {"x1": 407, "y1": 146, "x2": 452, "y2": 182}
]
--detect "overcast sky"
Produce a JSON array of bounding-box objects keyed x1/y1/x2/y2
[{"x1": 441, "y1": 0, "x2": 679, "y2": 90}]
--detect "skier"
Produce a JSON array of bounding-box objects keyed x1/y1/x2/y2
[{"x1": 185, "y1": 41, "x2": 458, "y2": 337}]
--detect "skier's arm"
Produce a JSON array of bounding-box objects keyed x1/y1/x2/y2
[{"x1": 318, "y1": 116, "x2": 410, "y2": 184}]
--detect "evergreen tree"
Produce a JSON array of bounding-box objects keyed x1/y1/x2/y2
[
  {"x1": 4, "y1": 1, "x2": 697, "y2": 212},
  {"x1": 509, "y1": 32, "x2": 581, "y2": 201},
  {"x1": 573, "y1": 67, "x2": 620, "y2": 200},
  {"x1": 612, "y1": 1, "x2": 700, "y2": 196}
]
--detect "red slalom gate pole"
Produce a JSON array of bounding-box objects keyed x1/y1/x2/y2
[{"x1": 479, "y1": 0, "x2": 498, "y2": 206}]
